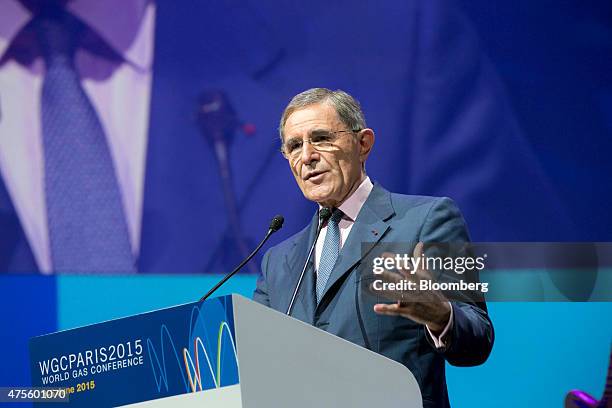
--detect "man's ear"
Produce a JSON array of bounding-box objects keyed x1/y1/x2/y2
[{"x1": 359, "y1": 129, "x2": 375, "y2": 161}]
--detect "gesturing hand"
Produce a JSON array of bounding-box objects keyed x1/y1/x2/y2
[{"x1": 372, "y1": 243, "x2": 451, "y2": 335}]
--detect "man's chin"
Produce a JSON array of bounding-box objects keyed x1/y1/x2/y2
[{"x1": 303, "y1": 190, "x2": 336, "y2": 207}]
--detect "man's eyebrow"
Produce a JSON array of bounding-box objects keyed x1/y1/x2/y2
[
  {"x1": 284, "y1": 135, "x2": 301, "y2": 143},
  {"x1": 285, "y1": 129, "x2": 330, "y2": 140}
]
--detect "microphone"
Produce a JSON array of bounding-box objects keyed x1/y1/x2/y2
[
  {"x1": 200, "y1": 215, "x2": 284, "y2": 302},
  {"x1": 286, "y1": 208, "x2": 333, "y2": 315}
]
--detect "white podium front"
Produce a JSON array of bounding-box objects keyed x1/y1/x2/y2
[{"x1": 122, "y1": 295, "x2": 422, "y2": 408}]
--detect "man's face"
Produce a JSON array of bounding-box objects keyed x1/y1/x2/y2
[{"x1": 282, "y1": 103, "x2": 373, "y2": 207}]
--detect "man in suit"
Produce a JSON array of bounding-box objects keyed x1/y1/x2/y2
[{"x1": 253, "y1": 88, "x2": 494, "y2": 408}]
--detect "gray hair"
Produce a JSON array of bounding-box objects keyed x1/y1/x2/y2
[{"x1": 279, "y1": 88, "x2": 367, "y2": 140}]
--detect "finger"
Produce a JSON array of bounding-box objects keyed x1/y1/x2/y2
[
  {"x1": 373, "y1": 303, "x2": 404, "y2": 316},
  {"x1": 410, "y1": 242, "x2": 440, "y2": 282},
  {"x1": 408, "y1": 242, "x2": 425, "y2": 277},
  {"x1": 413, "y1": 242, "x2": 424, "y2": 261}
]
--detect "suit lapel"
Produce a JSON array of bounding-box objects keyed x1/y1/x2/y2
[
  {"x1": 281, "y1": 213, "x2": 318, "y2": 323},
  {"x1": 317, "y1": 184, "x2": 395, "y2": 307},
  {"x1": 0, "y1": 175, "x2": 38, "y2": 272}
]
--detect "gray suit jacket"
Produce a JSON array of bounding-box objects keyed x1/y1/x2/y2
[{"x1": 253, "y1": 183, "x2": 494, "y2": 408}]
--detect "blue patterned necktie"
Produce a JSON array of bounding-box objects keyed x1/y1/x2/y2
[
  {"x1": 316, "y1": 209, "x2": 344, "y2": 303},
  {"x1": 35, "y1": 10, "x2": 135, "y2": 273}
]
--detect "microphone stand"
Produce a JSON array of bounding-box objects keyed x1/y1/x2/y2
[
  {"x1": 200, "y1": 215, "x2": 284, "y2": 302},
  {"x1": 286, "y1": 208, "x2": 332, "y2": 316},
  {"x1": 197, "y1": 89, "x2": 257, "y2": 274}
]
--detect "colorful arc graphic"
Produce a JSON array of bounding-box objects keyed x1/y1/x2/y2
[
  {"x1": 146, "y1": 301, "x2": 239, "y2": 395},
  {"x1": 182, "y1": 321, "x2": 238, "y2": 392}
]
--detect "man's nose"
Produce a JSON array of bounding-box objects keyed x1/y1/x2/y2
[{"x1": 301, "y1": 140, "x2": 318, "y2": 164}]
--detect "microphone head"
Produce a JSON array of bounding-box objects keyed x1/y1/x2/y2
[
  {"x1": 319, "y1": 207, "x2": 333, "y2": 222},
  {"x1": 269, "y1": 215, "x2": 284, "y2": 232}
]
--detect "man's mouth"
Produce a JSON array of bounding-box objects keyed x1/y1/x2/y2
[{"x1": 303, "y1": 170, "x2": 326, "y2": 181}]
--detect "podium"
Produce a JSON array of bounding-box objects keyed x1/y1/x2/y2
[{"x1": 30, "y1": 295, "x2": 422, "y2": 407}]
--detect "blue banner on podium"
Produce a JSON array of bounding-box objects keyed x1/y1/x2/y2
[{"x1": 29, "y1": 295, "x2": 239, "y2": 407}]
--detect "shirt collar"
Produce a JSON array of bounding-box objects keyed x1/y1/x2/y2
[
  {"x1": 318, "y1": 176, "x2": 374, "y2": 222},
  {"x1": 0, "y1": 0, "x2": 154, "y2": 71}
]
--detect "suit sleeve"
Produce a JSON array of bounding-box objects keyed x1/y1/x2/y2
[
  {"x1": 252, "y1": 247, "x2": 272, "y2": 307},
  {"x1": 418, "y1": 197, "x2": 494, "y2": 366}
]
